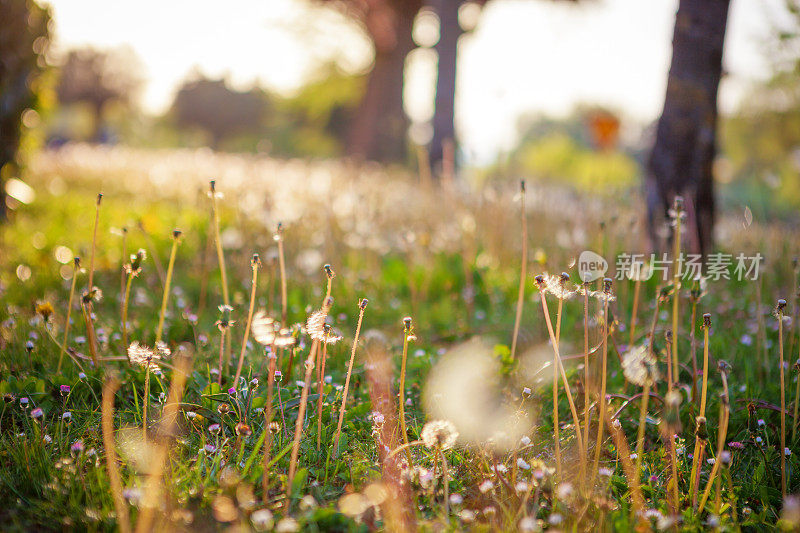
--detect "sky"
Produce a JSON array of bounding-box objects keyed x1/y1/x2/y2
[{"x1": 45, "y1": 0, "x2": 790, "y2": 162}]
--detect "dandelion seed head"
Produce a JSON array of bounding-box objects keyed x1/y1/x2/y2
[
  {"x1": 127, "y1": 342, "x2": 161, "y2": 371},
  {"x1": 622, "y1": 345, "x2": 660, "y2": 387},
  {"x1": 421, "y1": 420, "x2": 458, "y2": 450}
]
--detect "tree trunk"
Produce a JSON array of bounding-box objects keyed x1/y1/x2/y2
[
  {"x1": 430, "y1": 0, "x2": 461, "y2": 172},
  {"x1": 646, "y1": 0, "x2": 730, "y2": 256},
  {"x1": 345, "y1": 8, "x2": 417, "y2": 163}
]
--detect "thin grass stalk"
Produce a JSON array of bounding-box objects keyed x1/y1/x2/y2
[
  {"x1": 87, "y1": 193, "x2": 102, "y2": 291},
  {"x1": 316, "y1": 328, "x2": 330, "y2": 452},
  {"x1": 583, "y1": 281, "x2": 591, "y2": 458},
  {"x1": 592, "y1": 279, "x2": 613, "y2": 481},
  {"x1": 510, "y1": 180, "x2": 527, "y2": 360},
  {"x1": 536, "y1": 279, "x2": 585, "y2": 471},
  {"x1": 121, "y1": 272, "x2": 133, "y2": 349},
  {"x1": 233, "y1": 255, "x2": 260, "y2": 386},
  {"x1": 689, "y1": 298, "x2": 699, "y2": 405},
  {"x1": 664, "y1": 333, "x2": 680, "y2": 512},
  {"x1": 670, "y1": 197, "x2": 684, "y2": 384},
  {"x1": 58, "y1": 258, "x2": 80, "y2": 374},
  {"x1": 629, "y1": 276, "x2": 641, "y2": 348},
  {"x1": 697, "y1": 370, "x2": 731, "y2": 512},
  {"x1": 101, "y1": 373, "x2": 131, "y2": 533},
  {"x1": 135, "y1": 351, "x2": 191, "y2": 533},
  {"x1": 333, "y1": 299, "x2": 368, "y2": 459},
  {"x1": 155, "y1": 230, "x2": 182, "y2": 343},
  {"x1": 209, "y1": 181, "x2": 229, "y2": 307},
  {"x1": 633, "y1": 379, "x2": 650, "y2": 487},
  {"x1": 217, "y1": 328, "x2": 226, "y2": 386},
  {"x1": 143, "y1": 366, "x2": 151, "y2": 441},
  {"x1": 119, "y1": 227, "x2": 127, "y2": 318},
  {"x1": 793, "y1": 359, "x2": 800, "y2": 443},
  {"x1": 690, "y1": 313, "x2": 713, "y2": 508},
  {"x1": 276, "y1": 223, "x2": 288, "y2": 326},
  {"x1": 81, "y1": 299, "x2": 99, "y2": 367},
  {"x1": 778, "y1": 299, "x2": 788, "y2": 497},
  {"x1": 286, "y1": 339, "x2": 320, "y2": 500},
  {"x1": 398, "y1": 316, "x2": 413, "y2": 449},
  {"x1": 262, "y1": 348, "x2": 277, "y2": 499},
  {"x1": 553, "y1": 291, "x2": 563, "y2": 480},
  {"x1": 607, "y1": 412, "x2": 645, "y2": 519}
]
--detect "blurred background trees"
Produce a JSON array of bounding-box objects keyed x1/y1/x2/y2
[
  {"x1": 56, "y1": 47, "x2": 142, "y2": 142},
  {"x1": 0, "y1": 0, "x2": 50, "y2": 219}
]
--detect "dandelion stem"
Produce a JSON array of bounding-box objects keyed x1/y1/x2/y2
[
  {"x1": 262, "y1": 350, "x2": 276, "y2": 500},
  {"x1": 316, "y1": 333, "x2": 329, "y2": 452},
  {"x1": 633, "y1": 379, "x2": 650, "y2": 486},
  {"x1": 510, "y1": 180, "x2": 527, "y2": 361},
  {"x1": 537, "y1": 289, "x2": 585, "y2": 473},
  {"x1": 287, "y1": 339, "x2": 320, "y2": 501},
  {"x1": 583, "y1": 281, "x2": 591, "y2": 459},
  {"x1": 217, "y1": 328, "x2": 226, "y2": 386},
  {"x1": 121, "y1": 272, "x2": 133, "y2": 349},
  {"x1": 233, "y1": 256, "x2": 260, "y2": 386},
  {"x1": 553, "y1": 293, "x2": 564, "y2": 480},
  {"x1": 698, "y1": 373, "x2": 731, "y2": 512},
  {"x1": 670, "y1": 197, "x2": 683, "y2": 384},
  {"x1": 143, "y1": 366, "x2": 150, "y2": 441},
  {"x1": 81, "y1": 299, "x2": 100, "y2": 367},
  {"x1": 779, "y1": 300, "x2": 788, "y2": 498},
  {"x1": 629, "y1": 277, "x2": 641, "y2": 348},
  {"x1": 58, "y1": 259, "x2": 80, "y2": 374},
  {"x1": 399, "y1": 317, "x2": 413, "y2": 450},
  {"x1": 155, "y1": 231, "x2": 182, "y2": 344},
  {"x1": 591, "y1": 283, "x2": 611, "y2": 482},
  {"x1": 333, "y1": 299, "x2": 368, "y2": 459}
]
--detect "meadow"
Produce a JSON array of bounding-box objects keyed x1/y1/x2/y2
[{"x1": 1, "y1": 144, "x2": 799, "y2": 531}]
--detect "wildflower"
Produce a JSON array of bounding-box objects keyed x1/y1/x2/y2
[
  {"x1": 786, "y1": 447, "x2": 792, "y2": 457},
  {"x1": 62, "y1": 412, "x2": 72, "y2": 420},
  {"x1": 43, "y1": 435, "x2": 52, "y2": 443},
  {"x1": 186, "y1": 411, "x2": 197, "y2": 419},
  {"x1": 60, "y1": 385, "x2": 70, "y2": 395},
  {"x1": 758, "y1": 418, "x2": 766, "y2": 427},
  {"x1": 31, "y1": 407, "x2": 43, "y2": 419},
  {"x1": 274, "y1": 370, "x2": 282, "y2": 382},
  {"x1": 549, "y1": 513, "x2": 563, "y2": 525},
  {"x1": 622, "y1": 345, "x2": 660, "y2": 387},
  {"x1": 208, "y1": 423, "x2": 221, "y2": 434},
  {"x1": 517, "y1": 457, "x2": 531, "y2": 470},
  {"x1": 78, "y1": 372, "x2": 86, "y2": 380},
  {"x1": 720, "y1": 451, "x2": 731, "y2": 464},
  {"x1": 227, "y1": 387, "x2": 236, "y2": 396},
  {"x1": 70, "y1": 440, "x2": 84, "y2": 454},
  {"x1": 522, "y1": 386, "x2": 532, "y2": 398},
  {"x1": 203, "y1": 444, "x2": 217, "y2": 454},
  {"x1": 421, "y1": 420, "x2": 459, "y2": 450},
  {"x1": 20, "y1": 397, "x2": 29, "y2": 408},
  {"x1": 599, "y1": 467, "x2": 614, "y2": 478},
  {"x1": 728, "y1": 441, "x2": 744, "y2": 449},
  {"x1": 515, "y1": 481, "x2": 529, "y2": 494},
  {"x1": 520, "y1": 435, "x2": 531, "y2": 446},
  {"x1": 217, "y1": 403, "x2": 230, "y2": 414},
  {"x1": 556, "y1": 483, "x2": 573, "y2": 499},
  {"x1": 36, "y1": 302, "x2": 54, "y2": 323},
  {"x1": 449, "y1": 493, "x2": 464, "y2": 505},
  {"x1": 459, "y1": 510, "x2": 476, "y2": 522}
]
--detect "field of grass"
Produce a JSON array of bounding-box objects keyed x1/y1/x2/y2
[{"x1": 1, "y1": 144, "x2": 799, "y2": 531}]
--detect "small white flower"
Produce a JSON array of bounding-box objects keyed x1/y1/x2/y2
[
  {"x1": 707, "y1": 458, "x2": 716, "y2": 465},
  {"x1": 449, "y1": 493, "x2": 463, "y2": 505},
  {"x1": 786, "y1": 448, "x2": 792, "y2": 457},
  {"x1": 515, "y1": 481, "x2": 529, "y2": 494},
  {"x1": 479, "y1": 480, "x2": 495, "y2": 493},
  {"x1": 630, "y1": 453, "x2": 638, "y2": 460},
  {"x1": 598, "y1": 467, "x2": 613, "y2": 478},
  {"x1": 517, "y1": 457, "x2": 531, "y2": 470},
  {"x1": 62, "y1": 412, "x2": 72, "y2": 420},
  {"x1": 519, "y1": 516, "x2": 539, "y2": 532},
  {"x1": 549, "y1": 513, "x2": 563, "y2": 525},
  {"x1": 520, "y1": 435, "x2": 531, "y2": 446},
  {"x1": 556, "y1": 483, "x2": 573, "y2": 499}
]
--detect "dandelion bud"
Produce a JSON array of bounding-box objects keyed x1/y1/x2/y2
[
  {"x1": 603, "y1": 278, "x2": 612, "y2": 294},
  {"x1": 673, "y1": 195, "x2": 684, "y2": 212},
  {"x1": 665, "y1": 330, "x2": 673, "y2": 343},
  {"x1": 520, "y1": 179, "x2": 525, "y2": 193},
  {"x1": 534, "y1": 274, "x2": 545, "y2": 288},
  {"x1": 559, "y1": 272, "x2": 570, "y2": 284},
  {"x1": 718, "y1": 360, "x2": 731, "y2": 374},
  {"x1": 522, "y1": 386, "x2": 532, "y2": 398},
  {"x1": 403, "y1": 317, "x2": 412, "y2": 330},
  {"x1": 324, "y1": 264, "x2": 335, "y2": 279},
  {"x1": 172, "y1": 229, "x2": 182, "y2": 239},
  {"x1": 251, "y1": 254, "x2": 261, "y2": 269},
  {"x1": 778, "y1": 299, "x2": 787, "y2": 312},
  {"x1": 702, "y1": 313, "x2": 712, "y2": 327},
  {"x1": 235, "y1": 422, "x2": 252, "y2": 437},
  {"x1": 73, "y1": 256, "x2": 81, "y2": 268},
  {"x1": 359, "y1": 298, "x2": 369, "y2": 310},
  {"x1": 210, "y1": 180, "x2": 216, "y2": 192},
  {"x1": 96, "y1": 193, "x2": 103, "y2": 205}
]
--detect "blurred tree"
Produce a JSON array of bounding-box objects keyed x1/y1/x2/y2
[
  {"x1": 428, "y1": 0, "x2": 579, "y2": 174},
  {"x1": 320, "y1": 0, "x2": 424, "y2": 162},
  {"x1": 0, "y1": 0, "x2": 50, "y2": 220},
  {"x1": 56, "y1": 47, "x2": 142, "y2": 141},
  {"x1": 646, "y1": 0, "x2": 730, "y2": 255},
  {"x1": 171, "y1": 76, "x2": 268, "y2": 150}
]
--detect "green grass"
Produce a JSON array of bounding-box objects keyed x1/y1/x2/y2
[{"x1": 0, "y1": 145, "x2": 798, "y2": 531}]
